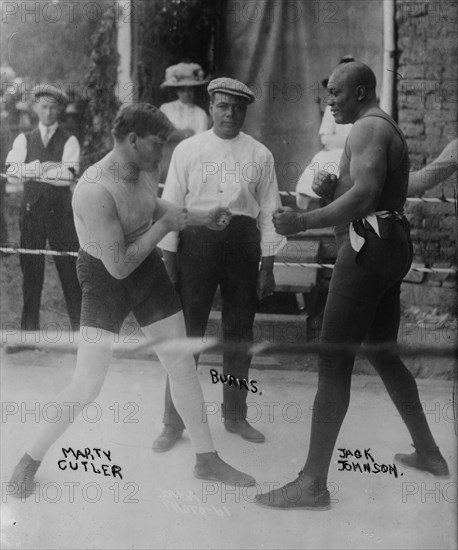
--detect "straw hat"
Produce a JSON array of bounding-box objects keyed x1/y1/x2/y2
[{"x1": 160, "y1": 62, "x2": 209, "y2": 88}]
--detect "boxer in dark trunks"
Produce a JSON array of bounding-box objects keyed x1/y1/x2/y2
[
  {"x1": 9, "y1": 104, "x2": 255, "y2": 498},
  {"x1": 257, "y1": 62, "x2": 449, "y2": 510}
]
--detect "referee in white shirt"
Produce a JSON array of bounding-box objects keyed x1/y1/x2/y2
[
  {"x1": 153, "y1": 77, "x2": 285, "y2": 451},
  {"x1": 6, "y1": 84, "x2": 82, "y2": 331}
]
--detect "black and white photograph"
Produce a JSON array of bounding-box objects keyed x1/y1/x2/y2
[{"x1": 1, "y1": 1, "x2": 457, "y2": 548}]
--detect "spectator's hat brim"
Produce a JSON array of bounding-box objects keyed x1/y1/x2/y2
[
  {"x1": 33, "y1": 84, "x2": 68, "y2": 103},
  {"x1": 161, "y1": 78, "x2": 210, "y2": 88},
  {"x1": 160, "y1": 62, "x2": 209, "y2": 88},
  {"x1": 207, "y1": 77, "x2": 255, "y2": 104}
]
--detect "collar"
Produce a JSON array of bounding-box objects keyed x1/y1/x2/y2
[
  {"x1": 211, "y1": 128, "x2": 242, "y2": 144},
  {"x1": 39, "y1": 122, "x2": 58, "y2": 140},
  {"x1": 177, "y1": 100, "x2": 194, "y2": 109}
]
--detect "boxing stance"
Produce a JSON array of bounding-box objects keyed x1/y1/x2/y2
[
  {"x1": 9, "y1": 103, "x2": 255, "y2": 498},
  {"x1": 257, "y1": 62, "x2": 449, "y2": 510}
]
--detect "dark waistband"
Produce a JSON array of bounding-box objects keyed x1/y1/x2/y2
[
  {"x1": 179, "y1": 215, "x2": 259, "y2": 245},
  {"x1": 227, "y1": 214, "x2": 257, "y2": 223},
  {"x1": 335, "y1": 211, "x2": 407, "y2": 233},
  {"x1": 181, "y1": 214, "x2": 257, "y2": 232}
]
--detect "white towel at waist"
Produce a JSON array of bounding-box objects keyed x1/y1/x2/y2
[{"x1": 349, "y1": 211, "x2": 404, "y2": 252}]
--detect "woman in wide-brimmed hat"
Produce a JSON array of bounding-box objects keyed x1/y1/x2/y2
[
  {"x1": 159, "y1": 63, "x2": 210, "y2": 180},
  {"x1": 159, "y1": 62, "x2": 209, "y2": 141}
]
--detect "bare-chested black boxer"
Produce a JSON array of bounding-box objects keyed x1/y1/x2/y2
[{"x1": 258, "y1": 61, "x2": 449, "y2": 510}]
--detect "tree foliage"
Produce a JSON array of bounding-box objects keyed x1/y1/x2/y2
[
  {"x1": 81, "y1": 2, "x2": 119, "y2": 169},
  {"x1": 137, "y1": 0, "x2": 218, "y2": 106},
  {"x1": 1, "y1": 0, "x2": 100, "y2": 83},
  {"x1": 1, "y1": 0, "x2": 217, "y2": 167}
]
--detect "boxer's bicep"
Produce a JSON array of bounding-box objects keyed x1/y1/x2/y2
[{"x1": 348, "y1": 123, "x2": 387, "y2": 209}]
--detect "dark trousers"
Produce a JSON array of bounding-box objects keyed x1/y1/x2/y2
[
  {"x1": 163, "y1": 216, "x2": 261, "y2": 427},
  {"x1": 303, "y1": 219, "x2": 439, "y2": 483},
  {"x1": 19, "y1": 186, "x2": 82, "y2": 331}
]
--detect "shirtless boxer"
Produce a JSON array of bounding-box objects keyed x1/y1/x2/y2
[
  {"x1": 256, "y1": 62, "x2": 449, "y2": 510},
  {"x1": 9, "y1": 103, "x2": 255, "y2": 498}
]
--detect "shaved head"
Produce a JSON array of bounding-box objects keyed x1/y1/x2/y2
[
  {"x1": 329, "y1": 61, "x2": 377, "y2": 95},
  {"x1": 326, "y1": 62, "x2": 378, "y2": 124}
]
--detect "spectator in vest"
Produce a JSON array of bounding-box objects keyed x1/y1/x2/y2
[{"x1": 5, "y1": 84, "x2": 82, "y2": 331}]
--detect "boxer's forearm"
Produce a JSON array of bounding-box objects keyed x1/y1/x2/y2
[
  {"x1": 299, "y1": 186, "x2": 378, "y2": 230},
  {"x1": 408, "y1": 161, "x2": 457, "y2": 196},
  {"x1": 186, "y1": 208, "x2": 212, "y2": 226}
]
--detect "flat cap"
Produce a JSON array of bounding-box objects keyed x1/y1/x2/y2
[
  {"x1": 33, "y1": 84, "x2": 68, "y2": 103},
  {"x1": 207, "y1": 77, "x2": 255, "y2": 104}
]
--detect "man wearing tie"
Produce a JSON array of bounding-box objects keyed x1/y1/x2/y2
[{"x1": 6, "y1": 85, "x2": 82, "y2": 331}]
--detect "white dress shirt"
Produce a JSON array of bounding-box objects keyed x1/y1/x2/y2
[
  {"x1": 159, "y1": 129, "x2": 285, "y2": 257},
  {"x1": 6, "y1": 122, "x2": 80, "y2": 185},
  {"x1": 159, "y1": 100, "x2": 208, "y2": 134}
]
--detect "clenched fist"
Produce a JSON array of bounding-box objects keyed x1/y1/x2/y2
[
  {"x1": 160, "y1": 208, "x2": 189, "y2": 232},
  {"x1": 311, "y1": 170, "x2": 338, "y2": 204},
  {"x1": 207, "y1": 206, "x2": 232, "y2": 231},
  {"x1": 272, "y1": 207, "x2": 305, "y2": 235}
]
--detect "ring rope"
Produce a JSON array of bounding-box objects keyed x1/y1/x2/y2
[
  {"x1": 1, "y1": 247, "x2": 456, "y2": 274},
  {"x1": 278, "y1": 189, "x2": 456, "y2": 203},
  {"x1": 0, "y1": 332, "x2": 456, "y2": 359}
]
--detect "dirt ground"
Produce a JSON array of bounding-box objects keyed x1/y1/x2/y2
[{"x1": 1, "y1": 352, "x2": 457, "y2": 550}]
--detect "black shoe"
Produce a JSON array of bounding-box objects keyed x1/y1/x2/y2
[
  {"x1": 9, "y1": 453, "x2": 41, "y2": 499},
  {"x1": 255, "y1": 471, "x2": 331, "y2": 510},
  {"x1": 394, "y1": 445, "x2": 450, "y2": 477},
  {"x1": 224, "y1": 419, "x2": 265, "y2": 443},
  {"x1": 152, "y1": 425, "x2": 183, "y2": 453},
  {"x1": 194, "y1": 451, "x2": 256, "y2": 487}
]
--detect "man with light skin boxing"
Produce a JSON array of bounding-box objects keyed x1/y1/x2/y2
[{"x1": 9, "y1": 103, "x2": 256, "y2": 498}]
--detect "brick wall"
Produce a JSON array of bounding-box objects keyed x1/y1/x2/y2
[{"x1": 396, "y1": 0, "x2": 457, "y2": 309}]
